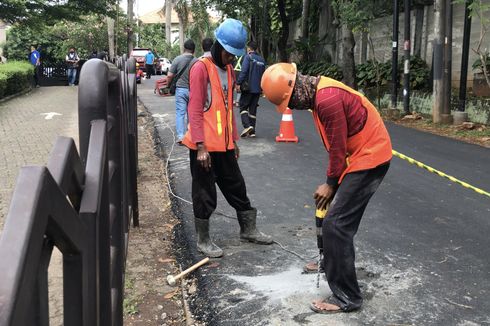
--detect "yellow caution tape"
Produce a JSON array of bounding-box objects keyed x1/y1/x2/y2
[{"x1": 392, "y1": 149, "x2": 490, "y2": 198}]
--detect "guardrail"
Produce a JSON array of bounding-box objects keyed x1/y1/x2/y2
[{"x1": 0, "y1": 56, "x2": 139, "y2": 326}]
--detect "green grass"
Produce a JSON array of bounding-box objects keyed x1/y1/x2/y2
[
  {"x1": 455, "y1": 128, "x2": 490, "y2": 138},
  {"x1": 123, "y1": 297, "x2": 140, "y2": 316},
  {"x1": 123, "y1": 277, "x2": 140, "y2": 316}
]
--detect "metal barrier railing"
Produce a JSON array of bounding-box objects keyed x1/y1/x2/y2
[{"x1": 0, "y1": 56, "x2": 139, "y2": 326}]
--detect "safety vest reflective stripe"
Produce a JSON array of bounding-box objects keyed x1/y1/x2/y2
[
  {"x1": 216, "y1": 111, "x2": 222, "y2": 135},
  {"x1": 282, "y1": 114, "x2": 293, "y2": 121},
  {"x1": 234, "y1": 56, "x2": 243, "y2": 71}
]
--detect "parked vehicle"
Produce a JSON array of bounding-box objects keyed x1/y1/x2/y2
[
  {"x1": 130, "y1": 48, "x2": 151, "y2": 72},
  {"x1": 157, "y1": 57, "x2": 172, "y2": 75},
  {"x1": 154, "y1": 57, "x2": 162, "y2": 75}
]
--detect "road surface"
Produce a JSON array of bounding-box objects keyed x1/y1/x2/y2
[{"x1": 138, "y1": 80, "x2": 490, "y2": 326}]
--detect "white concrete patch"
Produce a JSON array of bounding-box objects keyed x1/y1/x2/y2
[
  {"x1": 225, "y1": 261, "x2": 433, "y2": 325},
  {"x1": 227, "y1": 267, "x2": 329, "y2": 303},
  {"x1": 239, "y1": 141, "x2": 277, "y2": 158}
]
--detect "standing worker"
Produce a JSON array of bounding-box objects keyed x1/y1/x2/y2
[
  {"x1": 145, "y1": 49, "x2": 155, "y2": 79},
  {"x1": 236, "y1": 41, "x2": 266, "y2": 138},
  {"x1": 167, "y1": 39, "x2": 196, "y2": 144},
  {"x1": 182, "y1": 19, "x2": 273, "y2": 258},
  {"x1": 29, "y1": 45, "x2": 41, "y2": 88},
  {"x1": 261, "y1": 63, "x2": 392, "y2": 313}
]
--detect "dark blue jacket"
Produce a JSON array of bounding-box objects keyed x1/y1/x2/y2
[{"x1": 237, "y1": 52, "x2": 266, "y2": 94}]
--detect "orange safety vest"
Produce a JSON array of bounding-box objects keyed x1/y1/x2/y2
[
  {"x1": 182, "y1": 57, "x2": 235, "y2": 152},
  {"x1": 312, "y1": 77, "x2": 392, "y2": 184}
]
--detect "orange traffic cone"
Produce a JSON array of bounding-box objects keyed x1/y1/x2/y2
[{"x1": 276, "y1": 108, "x2": 299, "y2": 143}]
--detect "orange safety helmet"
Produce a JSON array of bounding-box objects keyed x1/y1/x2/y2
[{"x1": 260, "y1": 63, "x2": 297, "y2": 113}]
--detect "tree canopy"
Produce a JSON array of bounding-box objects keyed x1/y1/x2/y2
[
  {"x1": 0, "y1": 0, "x2": 118, "y2": 25},
  {"x1": 3, "y1": 13, "x2": 127, "y2": 62}
]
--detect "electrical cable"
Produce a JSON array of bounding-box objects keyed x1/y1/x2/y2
[{"x1": 149, "y1": 111, "x2": 312, "y2": 262}]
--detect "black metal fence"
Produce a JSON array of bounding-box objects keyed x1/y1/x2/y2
[
  {"x1": 39, "y1": 60, "x2": 86, "y2": 87},
  {"x1": 0, "y1": 56, "x2": 139, "y2": 326}
]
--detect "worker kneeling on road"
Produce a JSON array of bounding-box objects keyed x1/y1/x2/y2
[
  {"x1": 182, "y1": 18, "x2": 273, "y2": 258},
  {"x1": 261, "y1": 63, "x2": 392, "y2": 313}
]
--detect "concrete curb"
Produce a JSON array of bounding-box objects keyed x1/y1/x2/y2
[{"x1": 0, "y1": 87, "x2": 33, "y2": 104}]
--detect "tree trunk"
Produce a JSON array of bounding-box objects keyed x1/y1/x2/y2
[
  {"x1": 127, "y1": 0, "x2": 134, "y2": 54},
  {"x1": 433, "y1": 0, "x2": 444, "y2": 123},
  {"x1": 414, "y1": 6, "x2": 424, "y2": 57},
  {"x1": 179, "y1": 15, "x2": 185, "y2": 53},
  {"x1": 317, "y1": 0, "x2": 336, "y2": 62},
  {"x1": 107, "y1": 16, "x2": 115, "y2": 61},
  {"x1": 341, "y1": 25, "x2": 356, "y2": 88},
  {"x1": 277, "y1": 0, "x2": 289, "y2": 62},
  {"x1": 165, "y1": 0, "x2": 172, "y2": 47},
  {"x1": 360, "y1": 31, "x2": 368, "y2": 63},
  {"x1": 260, "y1": 0, "x2": 270, "y2": 61},
  {"x1": 301, "y1": 0, "x2": 311, "y2": 61},
  {"x1": 302, "y1": 0, "x2": 310, "y2": 39}
]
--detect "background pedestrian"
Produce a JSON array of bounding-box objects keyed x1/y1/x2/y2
[{"x1": 65, "y1": 47, "x2": 80, "y2": 86}]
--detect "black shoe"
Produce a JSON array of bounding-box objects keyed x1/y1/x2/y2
[{"x1": 240, "y1": 126, "x2": 254, "y2": 138}]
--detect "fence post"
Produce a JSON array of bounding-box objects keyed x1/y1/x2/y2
[
  {"x1": 127, "y1": 57, "x2": 139, "y2": 227},
  {"x1": 106, "y1": 64, "x2": 125, "y2": 326},
  {"x1": 78, "y1": 59, "x2": 109, "y2": 167},
  {"x1": 78, "y1": 60, "x2": 112, "y2": 326}
]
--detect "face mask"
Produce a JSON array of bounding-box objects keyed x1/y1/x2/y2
[{"x1": 288, "y1": 73, "x2": 319, "y2": 111}]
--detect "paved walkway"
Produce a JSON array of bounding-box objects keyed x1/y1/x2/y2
[
  {"x1": 0, "y1": 87, "x2": 79, "y2": 229},
  {"x1": 0, "y1": 86, "x2": 78, "y2": 325}
]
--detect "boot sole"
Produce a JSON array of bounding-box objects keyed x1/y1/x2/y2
[{"x1": 197, "y1": 247, "x2": 224, "y2": 258}]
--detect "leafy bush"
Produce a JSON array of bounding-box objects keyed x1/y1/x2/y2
[
  {"x1": 0, "y1": 61, "x2": 34, "y2": 99},
  {"x1": 297, "y1": 56, "x2": 430, "y2": 92},
  {"x1": 405, "y1": 56, "x2": 431, "y2": 91},
  {"x1": 297, "y1": 61, "x2": 343, "y2": 80},
  {"x1": 0, "y1": 74, "x2": 7, "y2": 99},
  {"x1": 472, "y1": 52, "x2": 490, "y2": 74},
  {"x1": 356, "y1": 56, "x2": 430, "y2": 91},
  {"x1": 356, "y1": 60, "x2": 392, "y2": 89}
]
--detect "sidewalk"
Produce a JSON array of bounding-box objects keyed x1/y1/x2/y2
[
  {"x1": 0, "y1": 86, "x2": 189, "y2": 325},
  {"x1": 0, "y1": 87, "x2": 79, "y2": 229},
  {"x1": 0, "y1": 86, "x2": 78, "y2": 325}
]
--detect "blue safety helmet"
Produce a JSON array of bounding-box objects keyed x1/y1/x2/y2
[{"x1": 214, "y1": 18, "x2": 247, "y2": 57}]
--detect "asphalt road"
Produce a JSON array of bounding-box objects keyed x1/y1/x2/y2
[{"x1": 138, "y1": 80, "x2": 490, "y2": 326}]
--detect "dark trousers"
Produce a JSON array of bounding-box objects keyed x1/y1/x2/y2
[
  {"x1": 33, "y1": 65, "x2": 41, "y2": 86},
  {"x1": 323, "y1": 162, "x2": 390, "y2": 311},
  {"x1": 145, "y1": 64, "x2": 153, "y2": 78},
  {"x1": 190, "y1": 149, "x2": 252, "y2": 219},
  {"x1": 239, "y1": 92, "x2": 260, "y2": 129}
]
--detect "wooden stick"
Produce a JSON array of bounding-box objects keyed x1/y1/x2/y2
[{"x1": 174, "y1": 257, "x2": 209, "y2": 280}]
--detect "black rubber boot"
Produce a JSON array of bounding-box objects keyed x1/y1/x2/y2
[
  {"x1": 195, "y1": 218, "x2": 223, "y2": 258},
  {"x1": 237, "y1": 208, "x2": 273, "y2": 244}
]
